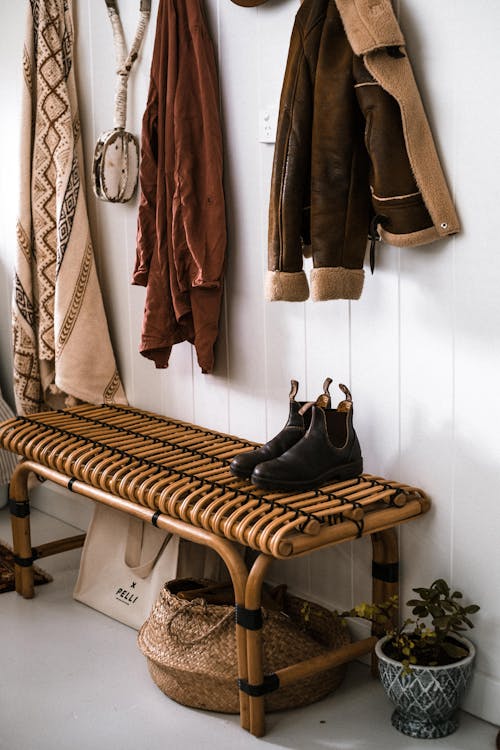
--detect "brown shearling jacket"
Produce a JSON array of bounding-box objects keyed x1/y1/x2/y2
[{"x1": 266, "y1": 0, "x2": 460, "y2": 302}]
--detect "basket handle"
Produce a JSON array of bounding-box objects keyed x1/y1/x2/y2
[{"x1": 165, "y1": 599, "x2": 235, "y2": 646}]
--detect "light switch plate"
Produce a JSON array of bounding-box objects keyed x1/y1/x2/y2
[{"x1": 258, "y1": 108, "x2": 278, "y2": 143}]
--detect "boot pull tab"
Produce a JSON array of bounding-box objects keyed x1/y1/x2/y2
[
  {"x1": 300, "y1": 393, "x2": 330, "y2": 414},
  {"x1": 289, "y1": 380, "x2": 299, "y2": 402},
  {"x1": 338, "y1": 383, "x2": 353, "y2": 412},
  {"x1": 339, "y1": 383, "x2": 352, "y2": 401},
  {"x1": 298, "y1": 400, "x2": 315, "y2": 416},
  {"x1": 322, "y1": 377, "x2": 332, "y2": 406},
  {"x1": 314, "y1": 377, "x2": 332, "y2": 409}
]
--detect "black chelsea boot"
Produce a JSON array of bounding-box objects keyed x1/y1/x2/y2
[
  {"x1": 250, "y1": 384, "x2": 363, "y2": 492},
  {"x1": 229, "y1": 378, "x2": 332, "y2": 480}
]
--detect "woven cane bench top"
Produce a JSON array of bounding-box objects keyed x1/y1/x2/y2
[{"x1": 0, "y1": 404, "x2": 430, "y2": 558}]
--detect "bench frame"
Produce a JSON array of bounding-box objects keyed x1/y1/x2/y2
[{"x1": 8, "y1": 457, "x2": 412, "y2": 737}]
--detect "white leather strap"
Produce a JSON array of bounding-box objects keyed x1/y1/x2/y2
[{"x1": 104, "y1": 0, "x2": 151, "y2": 129}]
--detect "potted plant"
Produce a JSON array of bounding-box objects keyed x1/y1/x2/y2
[{"x1": 342, "y1": 579, "x2": 480, "y2": 739}]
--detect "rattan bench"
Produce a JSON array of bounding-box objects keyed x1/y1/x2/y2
[{"x1": 0, "y1": 403, "x2": 430, "y2": 737}]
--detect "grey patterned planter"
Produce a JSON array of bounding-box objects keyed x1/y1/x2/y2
[{"x1": 375, "y1": 635, "x2": 475, "y2": 739}]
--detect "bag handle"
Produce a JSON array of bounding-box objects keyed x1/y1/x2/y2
[
  {"x1": 124, "y1": 517, "x2": 172, "y2": 579},
  {"x1": 104, "y1": 0, "x2": 151, "y2": 129}
]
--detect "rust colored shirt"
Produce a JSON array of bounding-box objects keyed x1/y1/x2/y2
[{"x1": 133, "y1": 0, "x2": 226, "y2": 373}]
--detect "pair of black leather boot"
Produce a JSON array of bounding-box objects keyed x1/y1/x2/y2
[{"x1": 230, "y1": 379, "x2": 363, "y2": 492}]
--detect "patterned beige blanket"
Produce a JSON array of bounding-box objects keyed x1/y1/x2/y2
[
  {"x1": 0, "y1": 392, "x2": 17, "y2": 486},
  {"x1": 13, "y1": 0, "x2": 127, "y2": 415}
]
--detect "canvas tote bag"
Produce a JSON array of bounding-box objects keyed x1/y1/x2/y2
[{"x1": 74, "y1": 504, "x2": 180, "y2": 629}]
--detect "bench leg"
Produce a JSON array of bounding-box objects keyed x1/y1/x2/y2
[
  {"x1": 243, "y1": 553, "x2": 273, "y2": 738},
  {"x1": 9, "y1": 462, "x2": 35, "y2": 598},
  {"x1": 371, "y1": 528, "x2": 399, "y2": 675}
]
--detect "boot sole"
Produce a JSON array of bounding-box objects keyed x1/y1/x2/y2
[{"x1": 250, "y1": 459, "x2": 363, "y2": 493}]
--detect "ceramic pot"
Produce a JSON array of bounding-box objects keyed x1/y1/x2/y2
[{"x1": 375, "y1": 635, "x2": 475, "y2": 739}]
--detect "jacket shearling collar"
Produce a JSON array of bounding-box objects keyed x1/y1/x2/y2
[{"x1": 335, "y1": 0, "x2": 404, "y2": 55}]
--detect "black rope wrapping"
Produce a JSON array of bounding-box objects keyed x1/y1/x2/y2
[
  {"x1": 3, "y1": 407, "x2": 408, "y2": 540},
  {"x1": 53, "y1": 405, "x2": 247, "y2": 466},
  {"x1": 237, "y1": 674, "x2": 280, "y2": 697},
  {"x1": 7, "y1": 412, "x2": 322, "y2": 530},
  {"x1": 14, "y1": 551, "x2": 38, "y2": 566},
  {"x1": 321, "y1": 475, "x2": 411, "y2": 524},
  {"x1": 9, "y1": 498, "x2": 30, "y2": 518},
  {"x1": 234, "y1": 604, "x2": 263, "y2": 631},
  {"x1": 377, "y1": 482, "x2": 412, "y2": 507},
  {"x1": 372, "y1": 560, "x2": 399, "y2": 583},
  {"x1": 103, "y1": 402, "x2": 257, "y2": 451},
  {"x1": 352, "y1": 516, "x2": 365, "y2": 538},
  {"x1": 322, "y1": 476, "x2": 366, "y2": 525}
]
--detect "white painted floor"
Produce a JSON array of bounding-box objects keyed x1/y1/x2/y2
[{"x1": 0, "y1": 507, "x2": 497, "y2": 750}]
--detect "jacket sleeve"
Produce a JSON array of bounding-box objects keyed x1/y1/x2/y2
[
  {"x1": 132, "y1": 76, "x2": 159, "y2": 287},
  {"x1": 171, "y1": 10, "x2": 226, "y2": 292},
  {"x1": 353, "y1": 54, "x2": 434, "y2": 245},
  {"x1": 308, "y1": 4, "x2": 372, "y2": 302},
  {"x1": 266, "y1": 16, "x2": 314, "y2": 303}
]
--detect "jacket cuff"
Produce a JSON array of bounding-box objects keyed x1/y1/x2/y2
[
  {"x1": 131, "y1": 271, "x2": 148, "y2": 286},
  {"x1": 379, "y1": 225, "x2": 450, "y2": 248},
  {"x1": 131, "y1": 263, "x2": 149, "y2": 286},
  {"x1": 265, "y1": 270, "x2": 309, "y2": 302},
  {"x1": 311, "y1": 267, "x2": 364, "y2": 301}
]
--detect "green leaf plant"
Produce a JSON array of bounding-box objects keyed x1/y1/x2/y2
[{"x1": 338, "y1": 579, "x2": 480, "y2": 673}]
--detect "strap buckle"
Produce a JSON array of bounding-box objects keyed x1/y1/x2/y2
[{"x1": 368, "y1": 214, "x2": 387, "y2": 274}]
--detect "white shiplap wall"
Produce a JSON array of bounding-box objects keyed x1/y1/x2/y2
[{"x1": 0, "y1": 0, "x2": 499, "y2": 725}]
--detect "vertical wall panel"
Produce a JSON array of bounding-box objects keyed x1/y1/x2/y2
[
  {"x1": 350, "y1": 245, "x2": 402, "y2": 607},
  {"x1": 351, "y1": 251, "x2": 401, "y2": 479},
  {"x1": 397, "y1": 0, "x2": 455, "y2": 599},
  {"x1": 306, "y1": 301, "x2": 355, "y2": 610},
  {"x1": 305, "y1": 300, "x2": 350, "y2": 398},
  {"x1": 448, "y1": 0, "x2": 500, "y2": 722},
  {"x1": 218, "y1": 2, "x2": 267, "y2": 441}
]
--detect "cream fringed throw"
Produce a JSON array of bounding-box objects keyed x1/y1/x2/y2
[
  {"x1": 13, "y1": 0, "x2": 127, "y2": 415},
  {"x1": 0, "y1": 391, "x2": 17, "y2": 486}
]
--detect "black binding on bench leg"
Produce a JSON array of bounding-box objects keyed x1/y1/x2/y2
[
  {"x1": 238, "y1": 674, "x2": 280, "y2": 697},
  {"x1": 372, "y1": 560, "x2": 399, "y2": 583},
  {"x1": 235, "y1": 604, "x2": 263, "y2": 631},
  {"x1": 13, "y1": 552, "x2": 38, "y2": 567},
  {"x1": 9, "y1": 498, "x2": 30, "y2": 518}
]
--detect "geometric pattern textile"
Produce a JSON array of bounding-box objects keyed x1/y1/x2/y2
[
  {"x1": 0, "y1": 542, "x2": 52, "y2": 595},
  {"x1": 0, "y1": 392, "x2": 17, "y2": 485},
  {"x1": 13, "y1": 0, "x2": 127, "y2": 415}
]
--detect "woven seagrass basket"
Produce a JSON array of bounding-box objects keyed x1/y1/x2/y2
[{"x1": 137, "y1": 578, "x2": 351, "y2": 714}]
